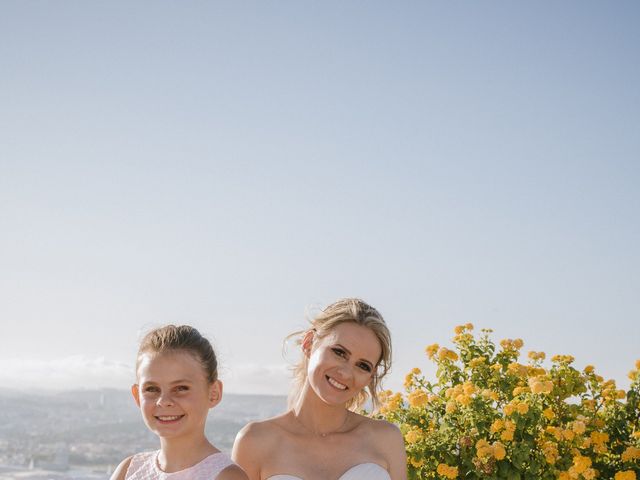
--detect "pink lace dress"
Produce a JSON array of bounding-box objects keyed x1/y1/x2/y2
[{"x1": 125, "y1": 451, "x2": 236, "y2": 480}]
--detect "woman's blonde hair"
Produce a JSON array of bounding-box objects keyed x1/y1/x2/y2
[{"x1": 287, "y1": 298, "x2": 392, "y2": 412}]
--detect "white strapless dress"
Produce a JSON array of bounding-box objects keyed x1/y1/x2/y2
[{"x1": 267, "y1": 463, "x2": 391, "y2": 480}]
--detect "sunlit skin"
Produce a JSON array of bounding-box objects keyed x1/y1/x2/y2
[
  {"x1": 109, "y1": 350, "x2": 248, "y2": 480},
  {"x1": 232, "y1": 322, "x2": 407, "y2": 480}
]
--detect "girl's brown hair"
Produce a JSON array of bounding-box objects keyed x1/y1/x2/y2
[{"x1": 137, "y1": 325, "x2": 218, "y2": 383}]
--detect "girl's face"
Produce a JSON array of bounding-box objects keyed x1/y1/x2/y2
[
  {"x1": 305, "y1": 322, "x2": 381, "y2": 406},
  {"x1": 132, "y1": 350, "x2": 220, "y2": 441}
]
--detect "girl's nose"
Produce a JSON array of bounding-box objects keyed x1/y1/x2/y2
[{"x1": 157, "y1": 393, "x2": 174, "y2": 407}]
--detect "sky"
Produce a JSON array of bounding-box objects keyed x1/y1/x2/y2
[{"x1": 1, "y1": 1, "x2": 639, "y2": 396}]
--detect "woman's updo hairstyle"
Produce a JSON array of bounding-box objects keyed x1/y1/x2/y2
[
  {"x1": 288, "y1": 298, "x2": 392, "y2": 412},
  {"x1": 136, "y1": 324, "x2": 218, "y2": 384}
]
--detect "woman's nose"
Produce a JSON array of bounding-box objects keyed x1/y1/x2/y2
[{"x1": 336, "y1": 363, "x2": 354, "y2": 380}]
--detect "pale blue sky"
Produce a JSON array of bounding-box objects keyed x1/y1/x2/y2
[{"x1": 1, "y1": 2, "x2": 638, "y2": 394}]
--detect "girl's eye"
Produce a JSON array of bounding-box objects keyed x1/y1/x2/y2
[
  {"x1": 358, "y1": 362, "x2": 372, "y2": 373},
  {"x1": 175, "y1": 385, "x2": 190, "y2": 392},
  {"x1": 144, "y1": 386, "x2": 159, "y2": 393},
  {"x1": 332, "y1": 348, "x2": 347, "y2": 358}
]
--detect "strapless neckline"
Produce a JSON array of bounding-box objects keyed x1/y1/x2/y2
[{"x1": 266, "y1": 462, "x2": 390, "y2": 480}]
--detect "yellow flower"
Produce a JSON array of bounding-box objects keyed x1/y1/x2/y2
[
  {"x1": 438, "y1": 347, "x2": 458, "y2": 362},
  {"x1": 454, "y1": 325, "x2": 465, "y2": 334},
  {"x1": 425, "y1": 343, "x2": 439, "y2": 359},
  {"x1": 408, "y1": 390, "x2": 429, "y2": 408},
  {"x1": 470, "y1": 357, "x2": 486, "y2": 368},
  {"x1": 492, "y1": 441, "x2": 506, "y2": 460},
  {"x1": 572, "y1": 421, "x2": 586, "y2": 435},
  {"x1": 475, "y1": 439, "x2": 493, "y2": 458},
  {"x1": 501, "y1": 429, "x2": 514, "y2": 442},
  {"x1": 507, "y1": 363, "x2": 528, "y2": 377},
  {"x1": 490, "y1": 419, "x2": 504, "y2": 434},
  {"x1": 463, "y1": 382, "x2": 476, "y2": 395},
  {"x1": 409, "y1": 457, "x2": 424, "y2": 468},
  {"x1": 571, "y1": 454, "x2": 591, "y2": 474},
  {"x1": 513, "y1": 386, "x2": 528, "y2": 396},
  {"x1": 621, "y1": 446, "x2": 640, "y2": 462},
  {"x1": 405, "y1": 429, "x2": 422, "y2": 444},
  {"x1": 446, "y1": 401, "x2": 457, "y2": 414},
  {"x1": 541, "y1": 441, "x2": 558, "y2": 464},
  {"x1": 465, "y1": 322, "x2": 474, "y2": 330},
  {"x1": 615, "y1": 472, "x2": 636, "y2": 480},
  {"x1": 584, "y1": 365, "x2": 595, "y2": 374},
  {"x1": 528, "y1": 351, "x2": 546, "y2": 361},
  {"x1": 436, "y1": 463, "x2": 458, "y2": 479},
  {"x1": 543, "y1": 408, "x2": 555, "y2": 420},
  {"x1": 516, "y1": 402, "x2": 529, "y2": 415}
]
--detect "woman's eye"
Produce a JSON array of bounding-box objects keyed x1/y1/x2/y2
[
  {"x1": 358, "y1": 363, "x2": 372, "y2": 373},
  {"x1": 332, "y1": 348, "x2": 347, "y2": 358}
]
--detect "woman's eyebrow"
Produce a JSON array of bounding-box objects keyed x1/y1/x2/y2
[{"x1": 335, "y1": 344, "x2": 375, "y2": 367}]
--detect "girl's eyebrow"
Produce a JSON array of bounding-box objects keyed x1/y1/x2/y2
[{"x1": 141, "y1": 379, "x2": 194, "y2": 385}]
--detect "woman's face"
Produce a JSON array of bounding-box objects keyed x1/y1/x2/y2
[{"x1": 306, "y1": 322, "x2": 382, "y2": 406}]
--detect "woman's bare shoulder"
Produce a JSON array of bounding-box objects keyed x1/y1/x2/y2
[
  {"x1": 355, "y1": 415, "x2": 403, "y2": 444},
  {"x1": 235, "y1": 412, "x2": 291, "y2": 443},
  {"x1": 232, "y1": 412, "x2": 293, "y2": 477},
  {"x1": 217, "y1": 464, "x2": 249, "y2": 480}
]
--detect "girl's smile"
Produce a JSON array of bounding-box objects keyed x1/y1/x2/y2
[{"x1": 132, "y1": 350, "x2": 221, "y2": 440}]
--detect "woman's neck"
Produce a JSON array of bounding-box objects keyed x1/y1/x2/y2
[
  {"x1": 157, "y1": 435, "x2": 217, "y2": 473},
  {"x1": 293, "y1": 382, "x2": 351, "y2": 436}
]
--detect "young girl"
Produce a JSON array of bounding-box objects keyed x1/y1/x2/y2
[
  {"x1": 111, "y1": 325, "x2": 247, "y2": 480},
  {"x1": 232, "y1": 298, "x2": 407, "y2": 480}
]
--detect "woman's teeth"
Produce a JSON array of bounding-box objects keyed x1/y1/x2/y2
[{"x1": 327, "y1": 376, "x2": 347, "y2": 390}]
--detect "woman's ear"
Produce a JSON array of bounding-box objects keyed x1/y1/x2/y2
[
  {"x1": 301, "y1": 330, "x2": 315, "y2": 358},
  {"x1": 208, "y1": 380, "x2": 223, "y2": 408}
]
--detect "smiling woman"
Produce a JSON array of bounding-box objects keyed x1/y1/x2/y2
[
  {"x1": 232, "y1": 298, "x2": 407, "y2": 480},
  {"x1": 109, "y1": 325, "x2": 248, "y2": 480}
]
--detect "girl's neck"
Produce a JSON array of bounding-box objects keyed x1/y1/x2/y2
[
  {"x1": 293, "y1": 382, "x2": 351, "y2": 435},
  {"x1": 157, "y1": 435, "x2": 218, "y2": 473}
]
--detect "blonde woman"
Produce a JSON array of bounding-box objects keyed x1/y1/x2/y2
[{"x1": 232, "y1": 298, "x2": 407, "y2": 480}]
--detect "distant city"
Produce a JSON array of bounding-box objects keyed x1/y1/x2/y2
[{"x1": 0, "y1": 389, "x2": 286, "y2": 480}]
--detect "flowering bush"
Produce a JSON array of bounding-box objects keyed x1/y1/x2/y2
[{"x1": 379, "y1": 324, "x2": 640, "y2": 480}]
